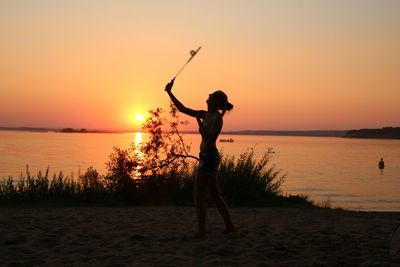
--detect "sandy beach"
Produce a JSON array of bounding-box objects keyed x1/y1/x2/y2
[{"x1": 1, "y1": 206, "x2": 399, "y2": 266}]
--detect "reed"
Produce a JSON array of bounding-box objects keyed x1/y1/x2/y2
[
  {"x1": 0, "y1": 150, "x2": 311, "y2": 207},
  {"x1": 0, "y1": 106, "x2": 311, "y2": 206}
]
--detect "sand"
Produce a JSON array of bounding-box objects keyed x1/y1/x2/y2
[{"x1": 1, "y1": 206, "x2": 399, "y2": 266}]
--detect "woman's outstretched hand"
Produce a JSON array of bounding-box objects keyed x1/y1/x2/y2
[{"x1": 165, "y1": 78, "x2": 175, "y2": 93}]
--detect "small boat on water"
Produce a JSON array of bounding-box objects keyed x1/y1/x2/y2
[{"x1": 219, "y1": 138, "x2": 234, "y2": 143}]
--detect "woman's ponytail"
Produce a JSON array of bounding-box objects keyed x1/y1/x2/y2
[{"x1": 213, "y1": 90, "x2": 233, "y2": 116}]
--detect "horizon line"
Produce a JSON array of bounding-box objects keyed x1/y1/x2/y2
[
  {"x1": 0, "y1": 125, "x2": 351, "y2": 131},
  {"x1": 2, "y1": 125, "x2": 397, "y2": 133}
]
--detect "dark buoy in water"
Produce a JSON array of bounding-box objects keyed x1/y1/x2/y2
[{"x1": 379, "y1": 158, "x2": 385, "y2": 170}]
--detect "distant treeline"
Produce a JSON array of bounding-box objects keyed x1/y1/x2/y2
[
  {"x1": 0, "y1": 127, "x2": 119, "y2": 133},
  {"x1": 0, "y1": 127, "x2": 52, "y2": 132},
  {"x1": 0, "y1": 127, "x2": 348, "y2": 137},
  {"x1": 222, "y1": 130, "x2": 347, "y2": 137},
  {"x1": 60, "y1": 128, "x2": 88, "y2": 133},
  {"x1": 4, "y1": 127, "x2": 399, "y2": 139},
  {"x1": 343, "y1": 127, "x2": 400, "y2": 139},
  {"x1": 58, "y1": 128, "x2": 120, "y2": 133}
]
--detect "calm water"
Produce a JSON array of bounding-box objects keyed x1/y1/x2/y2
[{"x1": 1, "y1": 131, "x2": 399, "y2": 212}]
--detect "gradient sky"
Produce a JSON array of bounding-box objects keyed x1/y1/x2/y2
[{"x1": 1, "y1": 0, "x2": 399, "y2": 131}]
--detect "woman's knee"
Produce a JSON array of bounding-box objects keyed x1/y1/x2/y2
[
  {"x1": 210, "y1": 191, "x2": 223, "y2": 203},
  {"x1": 194, "y1": 188, "x2": 205, "y2": 203},
  {"x1": 195, "y1": 189, "x2": 205, "y2": 199}
]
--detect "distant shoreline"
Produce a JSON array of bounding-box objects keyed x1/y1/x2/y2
[
  {"x1": 2, "y1": 127, "x2": 399, "y2": 139},
  {"x1": 0, "y1": 127, "x2": 347, "y2": 137},
  {"x1": 222, "y1": 130, "x2": 347, "y2": 137},
  {"x1": 342, "y1": 127, "x2": 400, "y2": 139},
  {"x1": 0, "y1": 127, "x2": 120, "y2": 134}
]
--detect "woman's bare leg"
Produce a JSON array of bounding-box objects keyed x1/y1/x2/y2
[
  {"x1": 194, "y1": 172, "x2": 208, "y2": 236},
  {"x1": 208, "y1": 174, "x2": 235, "y2": 233}
]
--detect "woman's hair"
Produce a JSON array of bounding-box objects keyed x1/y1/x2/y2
[{"x1": 212, "y1": 90, "x2": 233, "y2": 115}]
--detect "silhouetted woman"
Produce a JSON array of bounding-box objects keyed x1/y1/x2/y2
[{"x1": 165, "y1": 79, "x2": 235, "y2": 237}]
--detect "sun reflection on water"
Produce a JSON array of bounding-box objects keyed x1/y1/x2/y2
[
  {"x1": 134, "y1": 132, "x2": 144, "y2": 177},
  {"x1": 135, "y1": 132, "x2": 143, "y2": 150}
]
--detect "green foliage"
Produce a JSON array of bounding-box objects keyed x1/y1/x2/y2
[
  {"x1": 218, "y1": 148, "x2": 285, "y2": 206},
  {"x1": 140, "y1": 104, "x2": 197, "y2": 176},
  {"x1": 0, "y1": 167, "x2": 77, "y2": 203},
  {"x1": 0, "y1": 150, "x2": 309, "y2": 207},
  {"x1": 0, "y1": 105, "x2": 311, "y2": 207},
  {"x1": 104, "y1": 147, "x2": 138, "y2": 201}
]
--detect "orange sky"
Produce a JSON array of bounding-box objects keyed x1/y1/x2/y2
[{"x1": 0, "y1": 1, "x2": 399, "y2": 131}]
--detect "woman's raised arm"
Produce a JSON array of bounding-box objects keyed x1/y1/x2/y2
[{"x1": 165, "y1": 79, "x2": 205, "y2": 118}]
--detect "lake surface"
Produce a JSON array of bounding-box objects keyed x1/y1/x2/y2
[{"x1": 1, "y1": 131, "x2": 399, "y2": 212}]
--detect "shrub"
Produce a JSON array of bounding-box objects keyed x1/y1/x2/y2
[
  {"x1": 218, "y1": 148, "x2": 285, "y2": 206},
  {"x1": 0, "y1": 104, "x2": 311, "y2": 207}
]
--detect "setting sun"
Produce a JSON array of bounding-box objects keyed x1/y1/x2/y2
[{"x1": 135, "y1": 114, "x2": 144, "y2": 123}]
